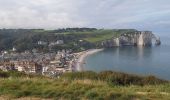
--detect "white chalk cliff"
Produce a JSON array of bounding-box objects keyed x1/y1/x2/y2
[{"x1": 102, "y1": 31, "x2": 161, "y2": 47}]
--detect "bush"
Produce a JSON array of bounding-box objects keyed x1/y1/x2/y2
[
  {"x1": 142, "y1": 75, "x2": 166, "y2": 85},
  {"x1": 62, "y1": 71, "x2": 168, "y2": 86},
  {"x1": 105, "y1": 92, "x2": 122, "y2": 100},
  {"x1": 61, "y1": 71, "x2": 97, "y2": 80},
  {"x1": 85, "y1": 90, "x2": 98, "y2": 99},
  {"x1": 0, "y1": 71, "x2": 9, "y2": 78}
]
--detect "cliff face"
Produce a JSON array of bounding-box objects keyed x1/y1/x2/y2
[
  {"x1": 101, "y1": 31, "x2": 161, "y2": 47},
  {"x1": 137, "y1": 31, "x2": 153, "y2": 46}
]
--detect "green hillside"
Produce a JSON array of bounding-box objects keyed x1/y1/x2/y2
[
  {"x1": 0, "y1": 28, "x2": 137, "y2": 52},
  {"x1": 0, "y1": 71, "x2": 169, "y2": 100}
]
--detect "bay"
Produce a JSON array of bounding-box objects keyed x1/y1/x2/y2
[{"x1": 84, "y1": 35, "x2": 170, "y2": 80}]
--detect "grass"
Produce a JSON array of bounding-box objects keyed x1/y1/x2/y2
[
  {"x1": 0, "y1": 71, "x2": 169, "y2": 100},
  {"x1": 52, "y1": 29, "x2": 117, "y2": 44},
  {"x1": 84, "y1": 33, "x2": 114, "y2": 43},
  {"x1": 62, "y1": 29, "x2": 125, "y2": 43},
  {"x1": 82, "y1": 29, "x2": 134, "y2": 43},
  {"x1": 0, "y1": 78, "x2": 169, "y2": 100}
]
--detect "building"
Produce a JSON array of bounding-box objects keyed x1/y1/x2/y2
[
  {"x1": 14, "y1": 61, "x2": 42, "y2": 74},
  {"x1": 0, "y1": 61, "x2": 15, "y2": 71},
  {"x1": 37, "y1": 41, "x2": 48, "y2": 45},
  {"x1": 49, "y1": 40, "x2": 64, "y2": 46}
]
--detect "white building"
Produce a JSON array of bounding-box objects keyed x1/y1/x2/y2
[{"x1": 37, "y1": 41, "x2": 48, "y2": 45}]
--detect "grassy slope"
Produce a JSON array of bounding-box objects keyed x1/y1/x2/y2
[
  {"x1": 64, "y1": 29, "x2": 122, "y2": 43},
  {"x1": 64, "y1": 29, "x2": 137, "y2": 43},
  {"x1": 84, "y1": 32, "x2": 115, "y2": 43},
  {"x1": 0, "y1": 71, "x2": 169, "y2": 100},
  {"x1": 0, "y1": 78, "x2": 170, "y2": 100}
]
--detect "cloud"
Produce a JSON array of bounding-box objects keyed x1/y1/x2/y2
[
  {"x1": 0, "y1": 0, "x2": 169, "y2": 32},
  {"x1": 0, "y1": 0, "x2": 88, "y2": 28}
]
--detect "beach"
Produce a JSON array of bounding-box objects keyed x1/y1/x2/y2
[{"x1": 75, "y1": 49, "x2": 104, "y2": 71}]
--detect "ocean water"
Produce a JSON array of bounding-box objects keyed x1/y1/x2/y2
[{"x1": 84, "y1": 35, "x2": 170, "y2": 80}]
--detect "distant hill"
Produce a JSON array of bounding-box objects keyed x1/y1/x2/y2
[{"x1": 0, "y1": 28, "x2": 137, "y2": 52}]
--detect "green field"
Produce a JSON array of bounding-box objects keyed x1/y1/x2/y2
[
  {"x1": 63, "y1": 29, "x2": 125, "y2": 43},
  {"x1": 84, "y1": 33, "x2": 115, "y2": 43},
  {"x1": 65, "y1": 29, "x2": 136, "y2": 43}
]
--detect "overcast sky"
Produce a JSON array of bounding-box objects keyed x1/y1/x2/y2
[{"x1": 0, "y1": 0, "x2": 170, "y2": 33}]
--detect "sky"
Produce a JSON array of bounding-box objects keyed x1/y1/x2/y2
[{"x1": 0, "y1": 0, "x2": 170, "y2": 34}]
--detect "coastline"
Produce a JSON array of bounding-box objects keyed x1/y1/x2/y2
[{"x1": 75, "y1": 49, "x2": 104, "y2": 71}]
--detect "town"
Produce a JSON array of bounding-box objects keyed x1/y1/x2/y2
[{"x1": 0, "y1": 40, "x2": 83, "y2": 77}]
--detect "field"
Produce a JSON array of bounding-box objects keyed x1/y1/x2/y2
[{"x1": 65, "y1": 29, "x2": 132, "y2": 43}]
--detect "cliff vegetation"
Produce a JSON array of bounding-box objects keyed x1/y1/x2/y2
[
  {"x1": 0, "y1": 28, "x2": 136, "y2": 52},
  {"x1": 0, "y1": 70, "x2": 169, "y2": 100}
]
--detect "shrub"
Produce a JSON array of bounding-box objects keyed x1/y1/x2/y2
[
  {"x1": 142, "y1": 75, "x2": 167, "y2": 85},
  {"x1": 61, "y1": 71, "x2": 97, "y2": 80},
  {"x1": 0, "y1": 71, "x2": 9, "y2": 78},
  {"x1": 85, "y1": 90, "x2": 98, "y2": 99},
  {"x1": 104, "y1": 92, "x2": 122, "y2": 100},
  {"x1": 62, "y1": 71, "x2": 168, "y2": 86}
]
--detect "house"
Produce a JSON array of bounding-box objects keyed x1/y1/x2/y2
[
  {"x1": 14, "y1": 61, "x2": 42, "y2": 74},
  {"x1": 37, "y1": 41, "x2": 48, "y2": 45},
  {"x1": 0, "y1": 61, "x2": 15, "y2": 71},
  {"x1": 49, "y1": 40, "x2": 64, "y2": 46}
]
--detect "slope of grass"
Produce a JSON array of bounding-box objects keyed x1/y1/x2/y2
[
  {"x1": 63, "y1": 29, "x2": 128, "y2": 43},
  {"x1": 0, "y1": 71, "x2": 169, "y2": 100},
  {"x1": 84, "y1": 32, "x2": 114, "y2": 43},
  {"x1": 81, "y1": 29, "x2": 136, "y2": 43}
]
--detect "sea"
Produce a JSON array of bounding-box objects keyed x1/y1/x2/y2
[{"x1": 84, "y1": 34, "x2": 170, "y2": 80}]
